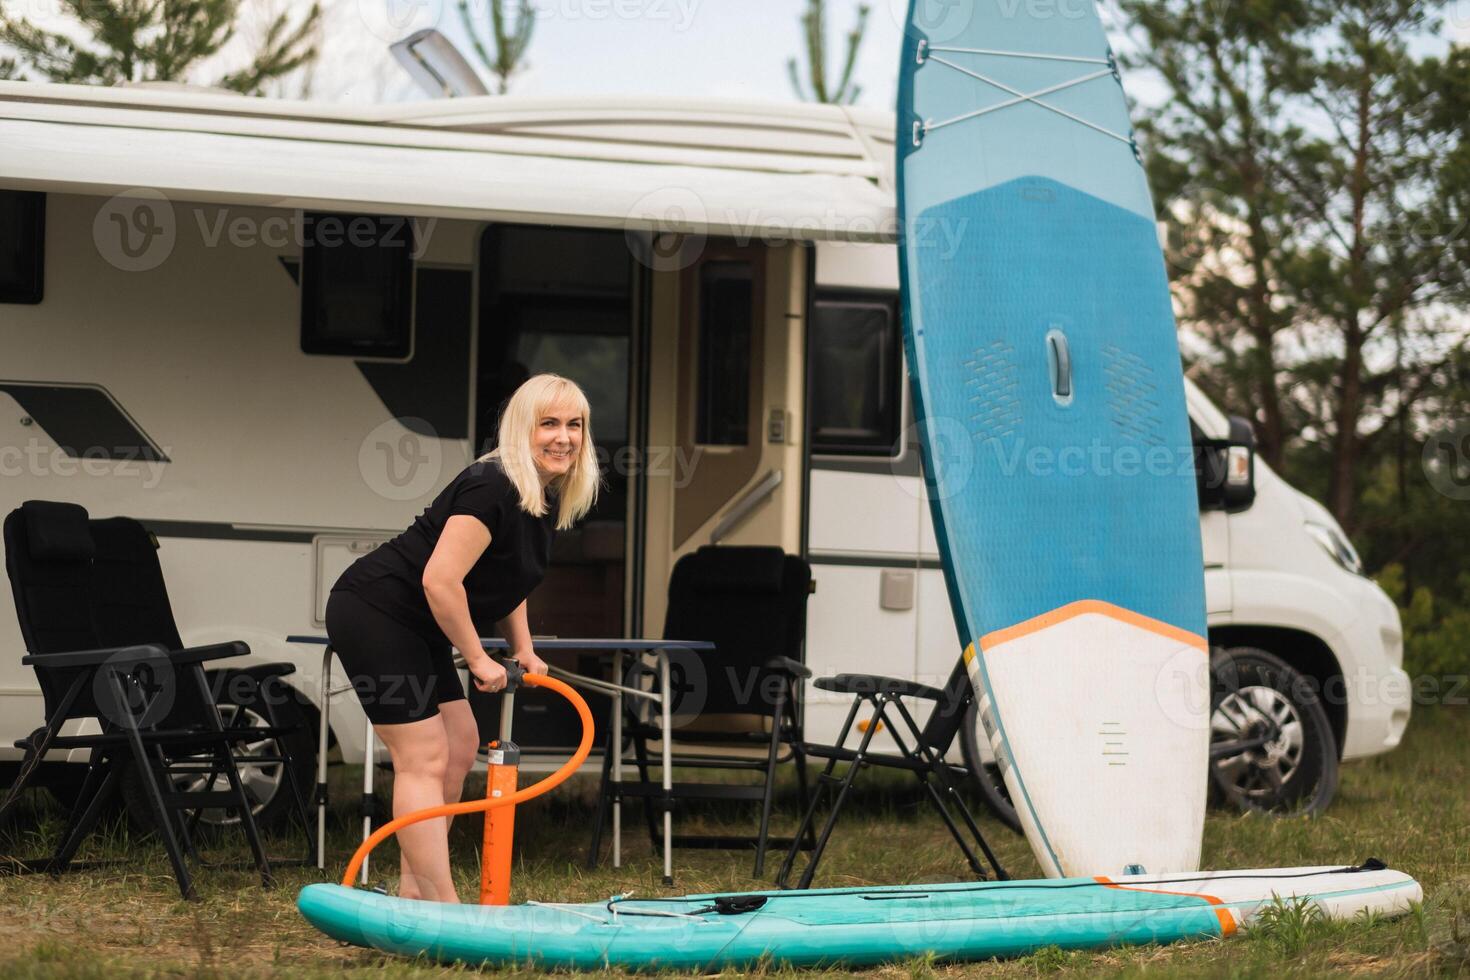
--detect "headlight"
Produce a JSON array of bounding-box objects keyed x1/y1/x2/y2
[{"x1": 1304, "y1": 521, "x2": 1363, "y2": 575}]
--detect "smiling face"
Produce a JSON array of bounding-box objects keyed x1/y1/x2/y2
[{"x1": 531, "y1": 401, "x2": 584, "y2": 482}]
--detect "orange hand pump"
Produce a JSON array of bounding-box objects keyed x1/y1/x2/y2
[{"x1": 340, "y1": 658, "x2": 594, "y2": 904}]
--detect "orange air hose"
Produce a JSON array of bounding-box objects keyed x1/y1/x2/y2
[{"x1": 340, "y1": 671, "x2": 594, "y2": 888}]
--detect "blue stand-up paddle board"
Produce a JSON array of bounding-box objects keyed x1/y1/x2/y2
[{"x1": 896, "y1": 0, "x2": 1211, "y2": 877}]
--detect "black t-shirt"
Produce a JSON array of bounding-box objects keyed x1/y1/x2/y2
[{"x1": 332, "y1": 459, "x2": 557, "y2": 642}]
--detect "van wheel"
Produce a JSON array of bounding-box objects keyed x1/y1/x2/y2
[
  {"x1": 959, "y1": 698, "x2": 1022, "y2": 834},
  {"x1": 121, "y1": 671, "x2": 315, "y2": 836},
  {"x1": 1208, "y1": 647, "x2": 1339, "y2": 816}
]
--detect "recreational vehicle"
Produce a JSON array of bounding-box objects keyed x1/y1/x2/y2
[{"x1": 0, "y1": 80, "x2": 1410, "y2": 829}]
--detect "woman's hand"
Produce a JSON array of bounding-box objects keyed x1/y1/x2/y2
[
  {"x1": 469, "y1": 656, "x2": 509, "y2": 694},
  {"x1": 514, "y1": 648, "x2": 548, "y2": 676}
]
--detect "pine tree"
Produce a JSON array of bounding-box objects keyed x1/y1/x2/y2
[
  {"x1": 457, "y1": 0, "x2": 534, "y2": 96},
  {"x1": 1275, "y1": 1, "x2": 1470, "y2": 528},
  {"x1": 1116, "y1": 0, "x2": 1470, "y2": 531},
  {"x1": 1113, "y1": 0, "x2": 1314, "y2": 472},
  {"x1": 788, "y1": 0, "x2": 869, "y2": 105},
  {"x1": 0, "y1": 0, "x2": 321, "y2": 94}
]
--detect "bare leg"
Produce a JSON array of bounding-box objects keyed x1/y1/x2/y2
[
  {"x1": 374, "y1": 715, "x2": 457, "y2": 903},
  {"x1": 388, "y1": 714, "x2": 447, "y2": 899},
  {"x1": 437, "y1": 699, "x2": 482, "y2": 836}
]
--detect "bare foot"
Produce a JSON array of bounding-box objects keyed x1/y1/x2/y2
[
  {"x1": 398, "y1": 872, "x2": 459, "y2": 904},
  {"x1": 398, "y1": 871, "x2": 425, "y2": 902}
]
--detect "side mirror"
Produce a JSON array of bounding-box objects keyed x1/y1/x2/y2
[{"x1": 1195, "y1": 415, "x2": 1257, "y2": 513}]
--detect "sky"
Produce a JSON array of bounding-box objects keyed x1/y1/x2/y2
[
  {"x1": 9, "y1": 0, "x2": 1470, "y2": 108},
  {"x1": 298, "y1": 0, "x2": 915, "y2": 105},
  {"x1": 282, "y1": 0, "x2": 1470, "y2": 107}
]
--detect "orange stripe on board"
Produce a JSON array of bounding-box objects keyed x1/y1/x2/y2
[
  {"x1": 979, "y1": 600, "x2": 1207, "y2": 653},
  {"x1": 1094, "y1": 876, "x2": 1237, "y2": 937}
]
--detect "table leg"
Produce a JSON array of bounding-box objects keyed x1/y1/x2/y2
[
  {"x1": 659, "y1": 653, "x2": 672, "y2": 886},
  {"x1": 316, "y1": 648, "x2": 332, "y2": 870},
  {"x1": 361, "y1": 712, "x2": 374, "y2": 885},
  {"x1": 612, "y1": 650, "x2": 623, "y2": 868}
]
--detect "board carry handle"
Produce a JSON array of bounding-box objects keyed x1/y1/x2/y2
[
  {"x1": 1046, "y1": 328, "x2": 1073, "y2": 402},
  {"x1": 339, "y1": 671, "x2": 594, "y2": 889}
]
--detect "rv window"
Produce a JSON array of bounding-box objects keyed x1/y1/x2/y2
[
  {"x1": 0, "y1": 190, "x2": 45, "y2": 305},
  {"x1": 300, "y1": 212, "x2": 414, "y2": 358},
  {"x1": 809, "y1": 292, "x2": 902, "y2": 456},
  {"x1": 696, "y1": 261, "x2": 753, "y2": 446}
]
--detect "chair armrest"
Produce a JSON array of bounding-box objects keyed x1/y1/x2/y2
[
  {"x1": 765, "y1": 656, "x2": 812, "y2": 679},
  {"x1": 171, "y1": 641, "x2": 251, "y2": 665},
  {"x1": 814, "y1": 673, "x2": 945, "y2": 700},
  {"x1": 22, "y1": 643, "x2": 170, "y2": 668},
  {"x1": 206, "y1": 660, "x2": 296, "y2": 680}
]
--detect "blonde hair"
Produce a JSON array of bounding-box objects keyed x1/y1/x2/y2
[{"x1": 478, "y1": 373, "x2": 599, "y2": 531}]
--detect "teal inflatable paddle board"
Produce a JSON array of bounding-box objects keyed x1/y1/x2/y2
[
  {"x1": 896, "y1": 0, "x2": 1210, "y2": 877},
  {"x1": 298, "y1": 863, "x2": 1419, "y2": 970}
]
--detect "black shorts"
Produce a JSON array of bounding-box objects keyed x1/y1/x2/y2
[{"x1": 324, "y1": 589, "x2": 466, "y2": 726}]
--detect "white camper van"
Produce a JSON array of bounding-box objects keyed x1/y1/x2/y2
[{"x1": 0, "y1": 81, "x2": 1410, "y2": 828}]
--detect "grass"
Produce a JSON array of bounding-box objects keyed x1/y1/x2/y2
[{"x1": 1, "y1": 708, "x2": 1467, "y2": 978}]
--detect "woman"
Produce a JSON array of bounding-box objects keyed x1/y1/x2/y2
[{"x1": 325, "y1": 373, "x2": 598, "y2": 903}]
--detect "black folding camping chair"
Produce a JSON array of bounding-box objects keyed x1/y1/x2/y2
[
  {"x1": 776, "y1": 656, "x2": 1009, "y2": 889},
  {"x1": 0, "y1": 500, "x2": 312, "y2": 899},
  {"x1": 588, "y1": 545, "x2": 816, "y2": 877}
]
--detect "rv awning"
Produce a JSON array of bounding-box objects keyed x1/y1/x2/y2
[{"x1": 0, "y1": 97, "x2": 896, "y2": 243}]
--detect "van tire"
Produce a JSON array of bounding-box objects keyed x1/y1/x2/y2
[
  {"x1": 120, "y1": 670, "x2": 315, "y2": 836},
  {"x1": 1209, "y1": 646, "x2": 1339, "y2": 816}
]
